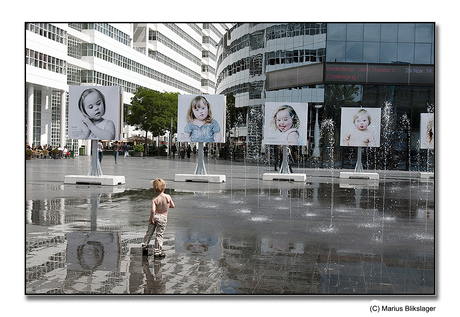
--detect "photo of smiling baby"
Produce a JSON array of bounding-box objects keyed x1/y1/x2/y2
[
  {"x1": 340, "y1": 107, "x2": 381, "y2": 147},
  {"x1": 68, "y1": 86, "x2": 122, "y2": 140},
  {"x1": 264, "y1": 102, "x2": 308, "y2": 146}
]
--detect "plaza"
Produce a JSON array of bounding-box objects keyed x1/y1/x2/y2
[{"x1": 26, "y1": 155, "x2": 434, "y2": 295}]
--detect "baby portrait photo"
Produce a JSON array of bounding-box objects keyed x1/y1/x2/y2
[
  {"x1": 420, "y1": 113, "x2": 434, "y2": 149},
  {"x1": 340, "y1": 107, "x2": 381, "y2": 147},
  {"x1": 264, "y1": 102, "x2": 308, "y2": 146},
  {"x1": 68, "y1": 86, "x2": 122, "y2": 140},
  {"x1": 177, "y1": 94, "x2": 226, "y2": 143}
]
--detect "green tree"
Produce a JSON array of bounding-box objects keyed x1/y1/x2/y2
[{"x1": 126, "y1": 87, "x2": 178, "y2": 155}]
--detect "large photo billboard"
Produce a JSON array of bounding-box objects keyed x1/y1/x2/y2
[
  {"x1": 420, "y1": 113, "x2": 434, "y2": 149},
  {"x1": 264, "y1": 102, "x2": 308, "y2": 146},
  {"x1": 340, "y1": 107, "x2": 381, "y2": 147},
  {"x1": 68, "y1": 86, "x2": 122, "y2": 140},
  {"x1": 177, "y1": 94, "x2": 226, "y2": 143}
]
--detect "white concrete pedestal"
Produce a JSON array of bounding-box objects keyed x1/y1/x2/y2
[
  {"x1": 340, "y1": 172, "x2": 379, "y2": 180},
  {"x1": 64, "y1": 175, "x2": 125, "y2": 186},
  {"x1": 174, "y1": 174, "x2": 226, "y2": 183},
  {"x1": 262, "y1": 173, "x2": 306, "y2": 182},
  {"x1": 419, "y1": 172, "x2": 434, "y2": 179}
]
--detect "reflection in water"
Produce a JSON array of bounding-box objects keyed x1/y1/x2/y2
[
  {"x1": 26, "y1": 179, "x2": 434, "y2": 294},
  {"x1": 142, "y1": 256, "x2": 165, "y2": 294}
]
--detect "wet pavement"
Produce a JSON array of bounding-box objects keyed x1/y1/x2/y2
[{"x1": 25, "y1": 155, "x2": 434, "y2": 295}]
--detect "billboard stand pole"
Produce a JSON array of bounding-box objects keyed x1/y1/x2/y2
[
  {"x1": 340, "y1": 146, "x2": 378, "y2": 180},
  {"x1": 354, "y1": 147, "x2": 363, "y2": 173},
  {"x1": 262, "y1": 145, "x2": 306, "y2": 181},
  {"x1": 87, "y1": 140, "x2": 103, "y2": 176},
  {"x1": 194, "y1": 142, "x2": 207, "y2": 175},
  {"x1": 279, "y1": 146, "x2": 291, "y2": 174},
  {"x1": 175, "y1": 142, "x2": 225, "y2": 182}
]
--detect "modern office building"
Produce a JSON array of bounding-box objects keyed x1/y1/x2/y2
[
  {"x1": 215, "y1": 23, "x2": 435, "y2": 171},
  {"x1": 26, "y1": 23, "x2": 233, "y2": 154}
]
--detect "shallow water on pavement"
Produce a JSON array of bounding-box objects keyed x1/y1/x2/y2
[{"x1": 26, "y1": 178, "x2": 434, "y2": 295}]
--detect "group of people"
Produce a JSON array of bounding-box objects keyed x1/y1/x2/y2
[
  {"x1": 97, "y1": 140, "x2": 129, "y2": 164},
  {"x1": 26, "y1": 142, "x2": 70, "y2": 159},
  {"x1": 176, "y1": 143, "x2": 207, "y2": 159}
]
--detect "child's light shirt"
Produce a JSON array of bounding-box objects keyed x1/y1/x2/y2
[{"x1": 184, "y1": 119, "x2": 220, "y2": 142}]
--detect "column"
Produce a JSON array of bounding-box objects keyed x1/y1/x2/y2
[
  {"x1": 60, "y1": 90, "x2": 66, "y2": 147},
  {"x1": 27, "y1": 83, "x2": 34, "y2": 146}
]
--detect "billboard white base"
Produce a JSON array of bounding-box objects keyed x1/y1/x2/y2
[
  {"x1": 174, "y1": 174, "x2": 226, "y2": 183},
  {"x1": 262, "y1": 173, "x2": 306, "y2": 182},
  {"x1": 64, "y1": 175, "x2": 125, "y2": 186},
  {"x1": 339, "y1": 172, "x2": 379, "y2": 180}
]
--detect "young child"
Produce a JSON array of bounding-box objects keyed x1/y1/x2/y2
[
  {"x1": 183, "y1": 96, "x2": 222, "y2": 142},
  {"x1": 142, "y1": 178, "x2": 175, "y2": 257},
  {"x1": 76, "y1": 88, "x2": 116, "y2": 140},
  {"x1": 343, "y1": 109, "x2": 376, "y2": 147},
  {"x1": 271, "y1": 105, "x2": 301, "y2": 145}
]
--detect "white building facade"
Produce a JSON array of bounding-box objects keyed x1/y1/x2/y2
[{"x1": 26, "y1": 23, "x2": 232, "y2": 153}]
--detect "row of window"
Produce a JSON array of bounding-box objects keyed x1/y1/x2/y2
[
  {"x1": 216, "y1": 54, "x2": 263, "y2": 87},
  {"x1": 149, "y1": 31, "x2": 201, "y2": 66},
  {"x1": 164, "y1": 23, "x2": 202, "y2": 51},
  {"x1": 80, "y1": 69, "x2": 200, "y2": 95},
  {"x1": 266, "y1": 49, "x2": 326, "y2": 65},
  {"x1": 148, "y1": 50, "x2": 201, "y2": 81},
  {"x1": 217, "y1": 48, "x2": 325, "y2": 87},
  {"x1": 219, "y1": 81, "x2": 264, "y2": 100},
  {"x1": 265, "y1": 23, "x2": 327, "y2": 40},
  {"x1": 26, "y1": 23, "x2": 67, "y2": 45},
  {"x1": 80, "y1": 43, "x2": 200, "y2": 92},
  {"x1": 26, "y1": 49, "x2": 67, "y2": 75},
  {"x1": 203, "y1": 23, "x2": 225, "y2": 39},
  {"x1": 85, "y1": 23, "x2": 131, "y2": 46},
  {"x1": 327, "y1": 23, "x2": 434, "y2": 43},
  {"x1": 326, "y1": 41, "x2": 434, "y2": 64},
  {"x1": 201, "y1": 79, "x2": 215, "y2": 89},
  {"x1": 217, "y1": 24, "x2": 326, "y2": 69}
]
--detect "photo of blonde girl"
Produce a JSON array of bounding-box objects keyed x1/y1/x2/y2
[{"x1": 177, "y1": 95, "x2": 225, "y2": 143}]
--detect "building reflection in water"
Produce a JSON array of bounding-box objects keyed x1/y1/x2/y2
[{"x1": 26, "y1": 180, "x2": 434, "y2": 294}]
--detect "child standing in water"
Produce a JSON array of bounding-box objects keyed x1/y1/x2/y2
[
  {"x1": 76, "y1": 88, "x2": 116, "y2": 140},
  {"x1": 142, "y1": 179, "x2": 175, "y2": 257},
  {"x1": 343, "y1": 109, "x2": 376, "y2": 147},
  {"x1": 183, "y1": 96, "x2": 222, "y2": 142},
  {"x1": 271, "y1": 105, "x2": 301, "y2": 145}
]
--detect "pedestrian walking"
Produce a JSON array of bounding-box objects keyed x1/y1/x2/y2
[
  {"x1": 98, "y1": 140, "x2": 104, "y2": 162},
  {"x1": 123, "y1": 143, "x2": 129, "y2": 158},
  {"x1": 113, "y1": 141, "x2": 120, "y2": 164}
]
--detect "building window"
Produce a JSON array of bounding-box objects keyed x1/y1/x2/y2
[
  {"x1": 26, "y1": 23, "x2": 67, "y2": 45},
  {"x1": 26, "y1": 49, "x2": 67, "y2": 75}
]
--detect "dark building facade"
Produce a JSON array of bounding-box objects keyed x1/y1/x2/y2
[{"x1": 216, "y1": 23, "x2": 435, "y2": 171}]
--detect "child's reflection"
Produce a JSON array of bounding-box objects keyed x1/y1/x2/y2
[{"x1": 142, "y1": 257, "x2": 165, "y2": 294}]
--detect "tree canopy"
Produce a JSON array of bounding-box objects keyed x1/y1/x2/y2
[{"x1": 126, "y1": 87, "x2": 178, "y2": 153}]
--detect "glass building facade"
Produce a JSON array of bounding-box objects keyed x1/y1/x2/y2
[
  {"x1": 215, "y1": 23, "x2": 435, "y2": 171},
  {"x1": 324, "y1": 23, "x2": 434, "y2": 171}
]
